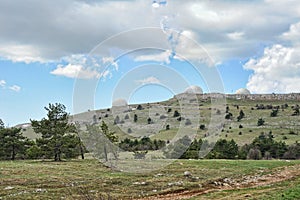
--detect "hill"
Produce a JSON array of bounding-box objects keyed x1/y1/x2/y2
[{"x1": 21, "y1": 93, "x2": 300, "y2": 146}]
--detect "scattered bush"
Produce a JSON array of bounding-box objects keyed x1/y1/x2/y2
[
  {"x1": 282, "y1": 136, "x2": 288, "y2": 140},
  {"x1": 166, "y1": 124, "x2": 170, "y2": 130},
  {"x1": 270, "y1": 109, "x2": 279, "y2": 117},
  {"x1": 225, "y1": 113, "x2": 233, "y2": 120},
  {"x1": 185, "y1": 119, "x2": 192, "y2": 126},
  {"x1": 173, "y1": 110, "x2": 180, "y2": 117},
  {"x1": 199, "y1": 124, "x2": 206, "y2": 130},
  {"x1": 160, "y1": 115, "x2": 167, "y2": 119},
  {"x1": 257, "y1": 118, "x2": 265, "y2": 126},
  {"x1": 137, "y1": 105, "x2": 143, "y2": 110},
  {"x1": 247, "y1": 148, "x2": 262, "y2": 160}
]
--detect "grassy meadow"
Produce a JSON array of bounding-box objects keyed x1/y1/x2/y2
[{"x1": 0, "y1": 159, "x2": 299, "y2": 199}]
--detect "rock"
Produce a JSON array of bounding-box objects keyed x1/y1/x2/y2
[
  {"x1": 168, "y1": 181, "x2": 183, "y2": 186},
  {"x1": 245, "y1": 194, "x2": 252, "y2": 197},
  {"x1": 184, "y1": 171, "x2": 192, "y2": 177},
  {"x1": 4, "y1": 186, "x2": 14, "y2": 190},
  {"x1": 155, "y1": 173, "x2": 163, "y2": 177},
  {"x1": 35, "y1": 188, "x2": 47, "y2": 193},
  {"x1": 132, "y1": 181, "x2": 147, "y2": 185}
]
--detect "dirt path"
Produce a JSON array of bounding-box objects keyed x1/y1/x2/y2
[{"x1": 138, "y1": 164, "x2": 300, "y2": 200}]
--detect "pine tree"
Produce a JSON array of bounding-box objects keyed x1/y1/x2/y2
[{"x1": 31, "y1": 103, "x2": 77, "y2": 161}]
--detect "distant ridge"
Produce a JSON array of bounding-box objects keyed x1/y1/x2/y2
[{"x1": 175, "y1": 92, "x2": 300, "y2": 101}]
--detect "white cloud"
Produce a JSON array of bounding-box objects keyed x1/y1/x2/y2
[
  {"x1": 282, "y1": 22, "x2": 300, "y2": 44},
  {"x1": 0, "y1": 0, "x2": 299, "y2": 63},
  {"x1": 0, "y1": 44, "x2": 45, "y2": 63},
  {"x1": 135, "y1": 50, "x2": 173, "y2": 64},
  {"x1": 136, "y1": 76, "x2": 161, "y2": 85},
  {"x1": 9, "y1": 85, "x2": 21, "y2": 92},
  {"x1": 244, "y1": 44, "x2": 300, "y2": 93},
  {"x1": 0, "y1": 80, "x2": 6, "y2": 88},
  {"x1": 227, "y1": 32, "x2": 244, "y2": 40},
  {"x1": 51, "y1": 64, "x2": 101, "y2": 79},
  {"x1": 102, "y1": 56, "x2": 118, "y2": 71}
]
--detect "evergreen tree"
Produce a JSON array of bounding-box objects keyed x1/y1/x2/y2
[
  {"x1": 257, "y1": 118, "x2": 265, "y2": 126},
  {"x1": 0, "y1": 119, "x2": 4, "y2": 129},
  {"x1": 134, "y1": 114, "x2": 138, "y2": 122},
  {"x1": 31, "y1": 103, "x2": 77, "y2": 161},
  {"x1": 173, "y1": 110, "x2": 180, "y2": 117},
  {"x1": 0, "y1": 127, "x2": 32, "y2": 160}
]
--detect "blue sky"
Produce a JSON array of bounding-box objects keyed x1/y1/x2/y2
[{"x1": 1, "y1": 0, "x2": 300, "y2": 126}]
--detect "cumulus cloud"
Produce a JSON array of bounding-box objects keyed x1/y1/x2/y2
[
  {"x1": 136, "y1": 76, "x2": 161, "y2": 85},
  {"x1": 9, "y1": 85, "x2": 21, "y2": 92},
  {"x1": 51, "y1": 64, "x2": 104, "y2": 79},
  {"x1": 244, "y1": 44, "x2": 300, "y2": 93},
  {"x1": 244, "y1": 20, "x2": 300, "y2": 94},
  {"x1": 50, "y1": 54, "x2": 118, "y2": 79},
  {"x1": 0, "y1": 80, "x2": 6, "y2": 88},
  {"x1": 135, "y1": 50, "x2": 173, "y2": 64},
  {"x1": 282, "y1": 21, "x2": 300, "y2": 44},
  {"x1": 0, "y1": 0, "x2": 299, "y2": 63}
]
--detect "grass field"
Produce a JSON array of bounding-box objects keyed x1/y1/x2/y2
[{"x1": 0, "y1": 159, "x2": 299, "y2": 199}]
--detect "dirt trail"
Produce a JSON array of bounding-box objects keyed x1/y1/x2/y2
[{"x1": 138, "y1": 164, "x2": 300, "y2": 200}]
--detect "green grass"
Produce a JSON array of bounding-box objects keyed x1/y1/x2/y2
[{"x1": 0, "y1": 159, "x2": 299, "y2": 199}]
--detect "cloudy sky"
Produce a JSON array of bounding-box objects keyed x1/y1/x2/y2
[{"x1": 1, "y1": 0, "x2": 300, "y2": 126}]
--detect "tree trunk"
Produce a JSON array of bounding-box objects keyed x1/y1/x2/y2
[
  {"x1": 80, "y1": 145, "x2": 84, "y2": 160},
  {"x1": 11, "y1": 144, "x2": 15, "y2": 160},
  {"x1": 104, "y1": 145, "x2": 108, "y2": 162}
]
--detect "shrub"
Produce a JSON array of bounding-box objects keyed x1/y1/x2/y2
[
  {"x1": 137, "y1": 105, "x2": 143, "y2": 110},
  {"x1": 289, "y1": 131, "x2": 298, "y2": 135},
  {"x1": 185, "y1": 119, "x2": 192, "y2": 126},
  {"x1": 270, "y1": 109, "x2": 278, "y2": 117},
  {"x1": 160, "y1": 115, "x2": 167, "y2": 119},
  {"x1": 225, "y1": 113, "x2": 233, "y2": 120},
  {"x1": 199, "y1": 124, "x2": 206, "y2": 130},
  {"x1": 239, "y1": 124, "x2": 243, "y2": 129},
  {"x1": 134, "y1": 114, "x2": 138, "y2": 122},
  {"x1": 282, "y1": 136, "x2": 288, "y2": 140},
  {"x1": 247, "y1": 148, "x2": 262, "y2": 160},
  {"x1": 173, "y1": 110, "x2": 180, "y2": 117},
  {"x1": 257, "y1": 118, "x2": 265, "y2": 126},
  {"x1": 166, "y1": 124, "x2": 170, "y2": 130}
]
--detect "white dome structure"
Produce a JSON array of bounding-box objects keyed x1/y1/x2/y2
[
  {"x1": 236, "y1": 88, "x2": 251, "y2": 95},
  {"x1": 184, "y1": 85, "x2": 203, "y2": 94},
  {"x1": 112, "y1": 98, "x2": 128, "y2": 107}
]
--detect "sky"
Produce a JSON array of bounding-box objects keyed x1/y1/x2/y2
[{"x1": 1, "y1": 0, "x2": 300, "y2": 126}]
